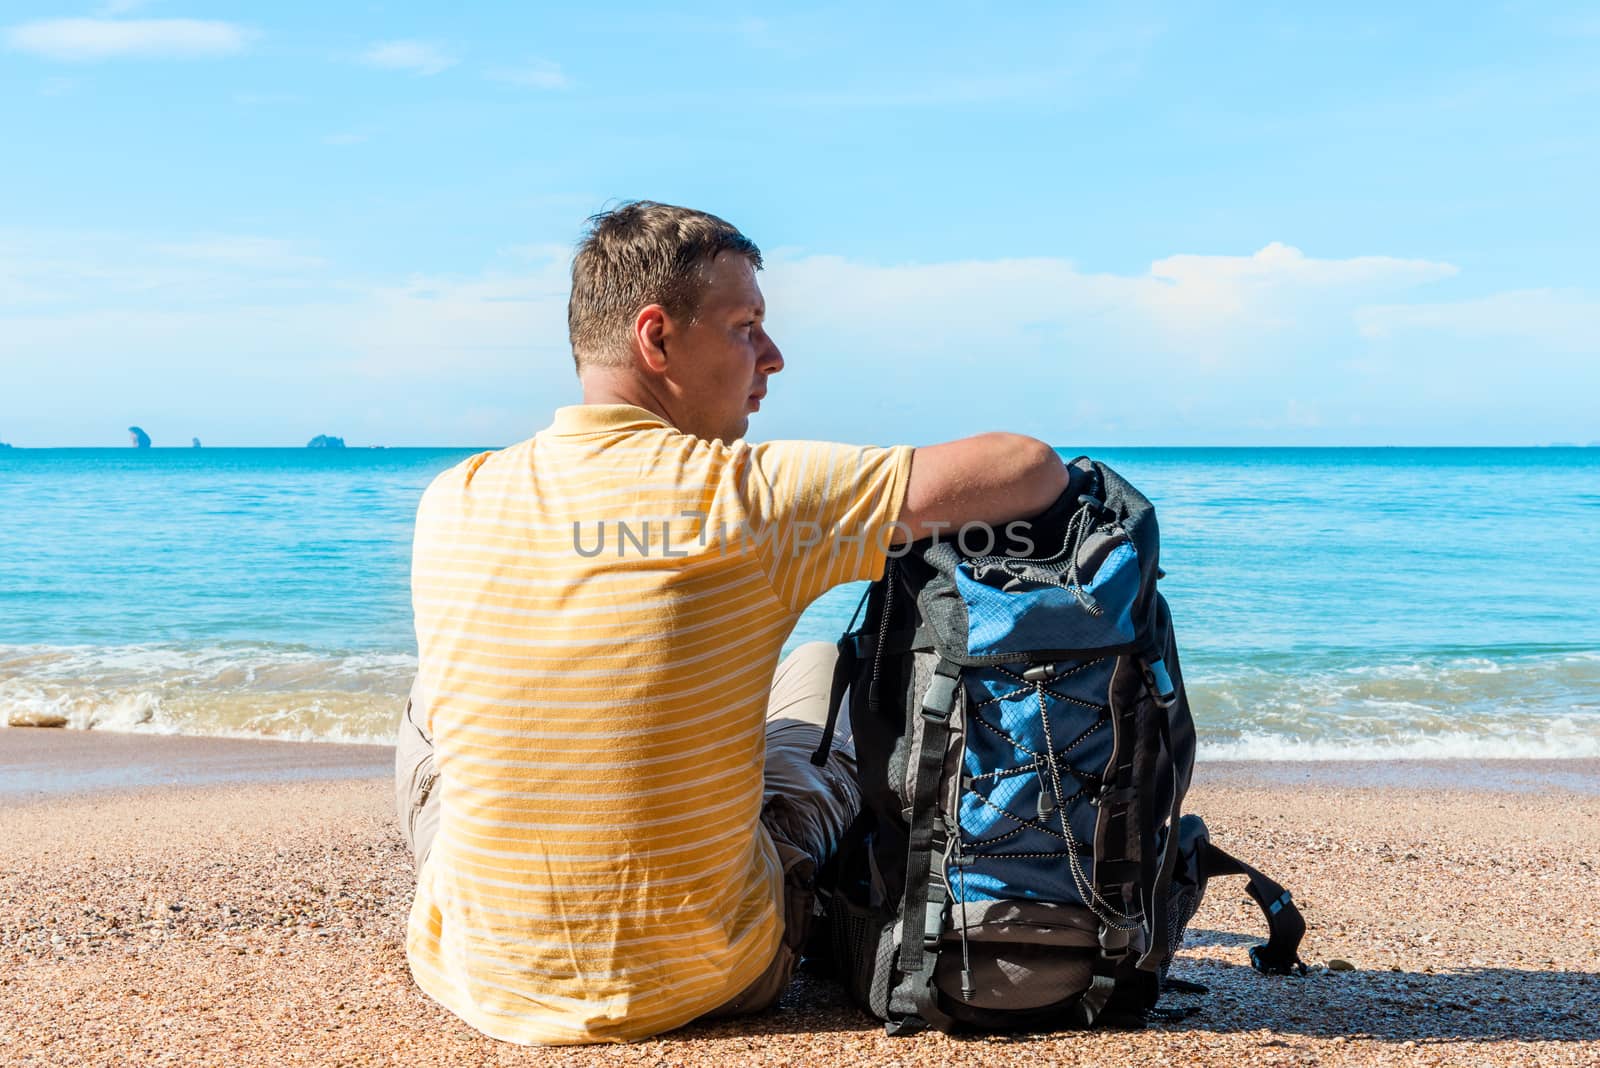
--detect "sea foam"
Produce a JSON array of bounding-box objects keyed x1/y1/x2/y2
[{"x1": 4, "y1": 641, "x2": 1598, "y2": 759}]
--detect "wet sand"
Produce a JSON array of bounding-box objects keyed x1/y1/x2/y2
[
  {"x1": 2, "y1": 730, "x2": 1596, "y2": 1066},
  {"x1": 0, "y1": 728, "x2": 392, "y2": 799}
]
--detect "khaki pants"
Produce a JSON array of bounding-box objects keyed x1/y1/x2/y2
[{"x1": 394, "y1": 641, "x2": 859, "y2": 1018}]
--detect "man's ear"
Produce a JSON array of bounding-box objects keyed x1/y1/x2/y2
[{"x1": 634, "y1": 305, "x2": 670, "y2": 374}]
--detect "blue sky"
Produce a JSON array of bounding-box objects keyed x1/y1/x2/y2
[{"x1": 2, "y1": 2, "x2": 1597, "y2": 446}]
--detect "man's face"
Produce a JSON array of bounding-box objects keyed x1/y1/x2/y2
[{"x1": 666, "y1": 252, "x2": 783, "y2": 443}]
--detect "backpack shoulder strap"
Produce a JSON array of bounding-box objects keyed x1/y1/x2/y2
[
  {"x1": 1202, "y1": 842, "x2": 1308, "y2": 975},
  {"x1": 885, "y1": 657, "x2": 961, "y2": 1034},
  {"x1": 809, "y1": 633, "x2": 860, "y2": 767}
]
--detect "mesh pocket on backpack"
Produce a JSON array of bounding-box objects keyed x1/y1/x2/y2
[
  {"x1": 828, "y1": 895, "x2": 898, "y2": 1018},
  {"x1": 1161, "y1": 881, "x2": 1201, "y2": 981},
  {"x1": 1160, "y1": 814, "x2": 1212, "y2": 982}
]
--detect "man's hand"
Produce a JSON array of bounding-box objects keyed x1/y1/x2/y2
[{"x1": 894, "y1": 433, "x2": 1068, "y2": 544}]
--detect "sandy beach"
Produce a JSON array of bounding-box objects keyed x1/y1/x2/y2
[{"x1": 2, "y1": 731, "x2": 1596, "y2": 1067}]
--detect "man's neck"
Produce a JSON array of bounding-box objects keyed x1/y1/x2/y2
[{"x1": 577, "y1": 369, "x2": 676, "y2": 429}]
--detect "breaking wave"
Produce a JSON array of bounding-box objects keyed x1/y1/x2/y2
[
  {"x1": 3, "y1": 643, "x2": 1596, "y2": 758},
  {"x1": 0, "y1": 643, "x2": 412, "y2": 744},
  {"x1": 1186, "y1": 650, "x2": 1600, "y2": 760}
]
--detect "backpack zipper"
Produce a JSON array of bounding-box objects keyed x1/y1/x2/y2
[{"x1": 866, "y1": 563, "x2": 895, "y2": 714}]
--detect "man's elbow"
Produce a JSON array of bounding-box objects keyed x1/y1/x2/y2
[
  {"x1": 901, "y1": 432, "x2": 1069, "y2": 538},
  {"x1": 1010, "y1": 435, "x2": 1068, "y2": 515}
]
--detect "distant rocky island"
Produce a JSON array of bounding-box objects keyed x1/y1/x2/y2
[
  {"x1": 0, "y1": 440, "x2": 12, "y2": 449},
  {"x1": 128, "y1": 426, "x2": 151, "y2": 449},
  {"x1": 193, "y1": 437, "x2": 202, "y2": 449},
  {"x1": 307, "y1": 435, "x2": 346, "y2": 449}
]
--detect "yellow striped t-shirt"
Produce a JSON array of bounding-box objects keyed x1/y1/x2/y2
[{"x1": 405, "y1": 403, "x2": 913, "y2": 1044}]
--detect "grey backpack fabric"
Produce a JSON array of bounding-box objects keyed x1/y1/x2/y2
[{"x1": 811, "y1": 456, "x2": 1305, "y2": 1034}]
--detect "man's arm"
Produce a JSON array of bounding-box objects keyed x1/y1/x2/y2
[{"x1": 895, "y1": 433, "x2": 1067, "y2": 542}]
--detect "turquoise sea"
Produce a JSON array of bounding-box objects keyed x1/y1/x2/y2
[{"x1": 2, "y1": 446, "x2": 1597, "y2": 759}]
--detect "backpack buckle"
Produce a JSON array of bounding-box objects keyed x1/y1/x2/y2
[
  {"x1": 1141, "y1": 657, "x2": 1178, "y2": 709},
  {"x1": 920, "y1": 664, "x2": 961, "y2": 722},
  {"x1": 922, "y1": 876, "x2": 948, "y2": 949}
]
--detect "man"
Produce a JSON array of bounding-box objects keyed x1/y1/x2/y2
[{"x1": 395, "y1": 202, "x2": 1067, "y2": 1044}]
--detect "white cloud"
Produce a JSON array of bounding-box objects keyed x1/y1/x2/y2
[
  {"x1": 5, "y1": 18, "x2": 250, "y2": 61},
  {"x1": 1148, "y1": 241, "x2": 1454, "y2": 293},
  {"x1": 486, "y1": 60, "x2": 570, "y2": 90},
  {"x1": 321, "y1": 131, "x2": 369, "y2": 146},
  {"x1": 0, "y1": 231, "x2": 328, "y2": 309},
  {"x1": 1357, "y1": 288, "x2": 1600, "y2": 352},
  {"x1": 749, "y1": 245, "x2": 1489, "y2": 442},
  {"x1": 1133, "y1": 242, "x2": 1457, "y2": 343},
  {"x1": 5, "y1": 234, "x2": 1592, "y2": 446},
  {"x1": 358, "y1": 39, "x2": 456, "y2": 76},
  {"x1": 339, "y1": 259, "x2": 572, "y2": 376},
  {"x1": 0, "y1": 231, "x2": 566, "y2": 368},
  {"x1": 760, "y1": 243, "x2": 1458, "y2": 375}
]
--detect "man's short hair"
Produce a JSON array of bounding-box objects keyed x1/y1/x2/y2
[{"x1": 568, "y1": 201, "x2": 763, "y2": 370}]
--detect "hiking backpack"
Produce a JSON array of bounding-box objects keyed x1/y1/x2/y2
[{"x1": 810, "y1": 456, "x2": 1306, "y2": 1034}]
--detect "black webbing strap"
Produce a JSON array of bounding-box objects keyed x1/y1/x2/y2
[
  {"x1": 885, "y1": 658, "x2": 961, "y2": 1035},
  {"x1": 809, "y1": 634, "x2": 860, "y2": 767},
  {"x1": 1202, "y1": 842, "x2": 1308, "y2": 976},
  {"x1": 1137, "y1": 694, "x2": 1188, "y2": 971},
  {"x1": 1091, "y1": 659, "x2": 1142, "y2": 960}
]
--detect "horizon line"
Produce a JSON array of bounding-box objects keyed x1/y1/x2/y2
[{"x1": 4, "y1": 442, "x2": 1599, "y2": 451}]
